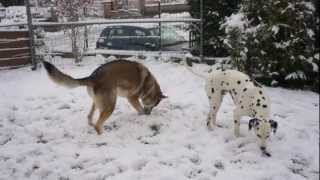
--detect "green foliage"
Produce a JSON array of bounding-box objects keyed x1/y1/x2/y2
[
  {"x1": 223, "y1": 0, "x2": 319, "y2": 91},
  {"x1": 188, "y1": 0, "x2": 242, "y2": 56}
]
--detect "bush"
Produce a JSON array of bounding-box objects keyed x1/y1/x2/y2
[{"x1": 222, "y1": 0, "x2": 319, "y2": 91}]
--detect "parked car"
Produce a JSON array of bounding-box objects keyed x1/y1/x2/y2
[{"x1": 96, "y1": 25, "x2": 188, "y2": 51}]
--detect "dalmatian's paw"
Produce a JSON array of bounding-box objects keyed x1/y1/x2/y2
[{"x1": 206, "y1": 121, "x2": 215, "y2": 131}]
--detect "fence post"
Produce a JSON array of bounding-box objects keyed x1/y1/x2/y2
[
  {"x1": 25, "y1": 0, "x2": 37, "y2": 70},
  {"x1": 158, "y1": 1, "x2": 162, "y2": 55},
  {"x1": 200, "y1": 0, "x2": 204, "y2": 62}
]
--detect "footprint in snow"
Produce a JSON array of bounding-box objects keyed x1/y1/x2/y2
[
  {"x1": 132, "y1": 159, "x2": 148, "y2": 171},
  {"x1": 57, "y1": 104, "x2": 71, "y2": 110},
  {"x1": 214, "y1": 161, "x2": 225, "y2": 170},
  {"x1": 104, "y1": 122, "x2": 120, "y2": 132},
  {"x1": 186, "y1": 168, "x2": 203, "y2": 179},
  {"x1": 149, "y1": 124, "x2": 161, "y2": 136},
  {"x1": 189, "y1": 155, "x2": 201, "y2": 165}
]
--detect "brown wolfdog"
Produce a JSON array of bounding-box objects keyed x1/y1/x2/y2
[{"x1": 43, "y1": 60, "x2": 166, "y2": 135}]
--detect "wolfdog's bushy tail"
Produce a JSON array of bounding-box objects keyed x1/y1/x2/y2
[{"x1": 43, "y1": 61, "x2": 92, "y2": 88}]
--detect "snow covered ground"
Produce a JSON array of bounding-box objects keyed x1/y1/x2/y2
[{"x1": 0, "y1": 56, "x2": 319, "y2": 180}]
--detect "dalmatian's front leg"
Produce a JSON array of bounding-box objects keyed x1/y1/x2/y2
[
  {"x1": 207, "y1": 108, "x2": 216, "y2": 130},
  {"x1": 233, "y1": 108, "x2": 242, "y2": 137}
]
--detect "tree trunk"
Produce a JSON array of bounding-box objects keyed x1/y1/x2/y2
[{"x1": 71, "y1": 27, "x2": 80, "y2": 63}]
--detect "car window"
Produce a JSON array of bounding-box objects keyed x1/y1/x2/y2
[
  {"x1": 109, "y1": 28, "x2": 130, "y2": 36},
  {"x1": 161, "y1": 27, "x2": 185, "y2": 45},
  {"x1": 100, "y1": 28, "x2": 110, "y2": 37},
  {"x1": 133, "y1": 29, "x2": 146, "y2": 36}
]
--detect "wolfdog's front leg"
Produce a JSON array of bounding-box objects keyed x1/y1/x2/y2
[{"x1": 128, "y1": 96, "x2": 144, "y2": 115}]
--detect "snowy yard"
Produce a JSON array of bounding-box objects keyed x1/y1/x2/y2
[{"x1": 0, "y1": 56, "x2": 319, "y2": 180}]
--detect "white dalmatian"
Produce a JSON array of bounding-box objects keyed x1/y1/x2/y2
[
  {"x1": 183, "y1": 59, "x2": 278, "y2": 156},
  {"x1": 204, "y1": 69, "x2": 278, "y2": 156}
]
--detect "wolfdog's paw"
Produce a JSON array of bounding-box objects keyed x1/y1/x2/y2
[
  {"x1": 94, "y1": 126, "x2": 103, "y2": 135},
  {"x1": 88, "y1": 121, "x2": 94, "y2": 127}
]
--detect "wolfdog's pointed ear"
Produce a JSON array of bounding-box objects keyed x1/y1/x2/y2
[
  {"x1": 269, "y1": 120, "x2": 278, "y2": 133},
  {"x1": 160, "y1": 93, "x2": 168, "y2": 99}
]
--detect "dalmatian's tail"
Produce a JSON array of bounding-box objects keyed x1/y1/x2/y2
[{"x1": 183, "y1": 58, "x2": 208, "y2": 79}]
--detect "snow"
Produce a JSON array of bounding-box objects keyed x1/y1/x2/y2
[
  {"x1": 271, "y1": 25, "x2": 279, "y2": 35},
  {"x1": 285, "y1": 71, "x2": 307, "y2": 80},
  {"x1": 223, "y1": 13, "x2": 247, "y2": 33},
  {"x1": 0, "y1": 6, "x2": 50, "y2": 26},
  {"x1": 0, "y1": 56, "x2": 319, "y2": 180}
]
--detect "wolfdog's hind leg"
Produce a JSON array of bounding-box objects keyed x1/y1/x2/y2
[
  {"x1": 95, "y1": 107, "x2": 114, "y2": 135},
  {"x1": 87, "y1": 103, "x2": 95, "y2": 126}
]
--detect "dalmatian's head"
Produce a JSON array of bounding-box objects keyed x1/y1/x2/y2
[{"x1": 249, "y1": 118, "x2": 278, "y2": 151}]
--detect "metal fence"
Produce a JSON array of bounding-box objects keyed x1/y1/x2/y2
[{"x1": 0, "y1": 0, "x2": 203, "y2": 70}]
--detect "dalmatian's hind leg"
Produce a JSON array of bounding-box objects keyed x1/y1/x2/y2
[{"x1": 207, "y1": 94, "x2": 222, "y2": 130}]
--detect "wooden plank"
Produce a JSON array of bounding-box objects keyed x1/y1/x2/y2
[
  {"x1": 0, "y1": 48, "x2": 30, "y2": 58},
  {"x1": 0, "y1": 39, "x2": 30, "y2": 49},
  {"x1": 0, "y1": 31, "x2": 29, "y2": 39},
  {"x1": 0, "y1": 56, "x2": 31, "y2": 67}
]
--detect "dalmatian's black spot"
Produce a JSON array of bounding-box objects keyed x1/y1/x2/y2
[
  {"x1": 211, "y1": 88, "x2": 215, "y2": 93},
  {"x1": 208, "y1": 96, "x2": 212, "y2": 99},
  {"x1": 257, "y1": 99, "x2": 261, "y2": 102},
  {"x1": 237, "y1": 81, "x2": 241, "y2": 84},
  {"x1": 259, "y1": 90, "x2": 263, "y2": 95},
  {"x1": 239, "y1": 101, "x2": 242, "y2": 104},
  {"x1": 234, "y1": 120, "x2": 238, "y2": 123},
  {"x1": 226, "y1": 82, "x2": 230, "y2": 86},
  {"x1": 213, "y1": 106, "x2": 216, "y2": 109},
  {"x1": 245, "y1": 79, "x2": 249, "y2": 82},
  {"x1": 256, "y1": 103, "x2": 261, "y2": 106},
  {"x1": 243, "y1": 88, "x2": 247, "y2": 92},
  {"x1": 262, "y1": 105, "x2": 268, "y2": 108},
  {"x1": 221, "y1": 81, "x2": 224, "y2": 86},
  {"x1": 262, "y1": 96, "x2": 266, "y2": 100},
  {"x1": 222, "y1": 69, "x2": 226, "y2": 72},
  {"x1": 241, "y1": 106, "x2": 244, "y2": 109}
]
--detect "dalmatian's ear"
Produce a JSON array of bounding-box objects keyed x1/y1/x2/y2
[
  {"x1": 269, "y1": 120, "x2": 278, "y2": 134},
  {"x1": 248, "y1": 118, "x2": 258, "y2": 130}
]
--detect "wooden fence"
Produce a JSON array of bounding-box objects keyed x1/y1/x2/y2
[{"x1": 0, "y1": 30, "x2": 31, "y2": 67}]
